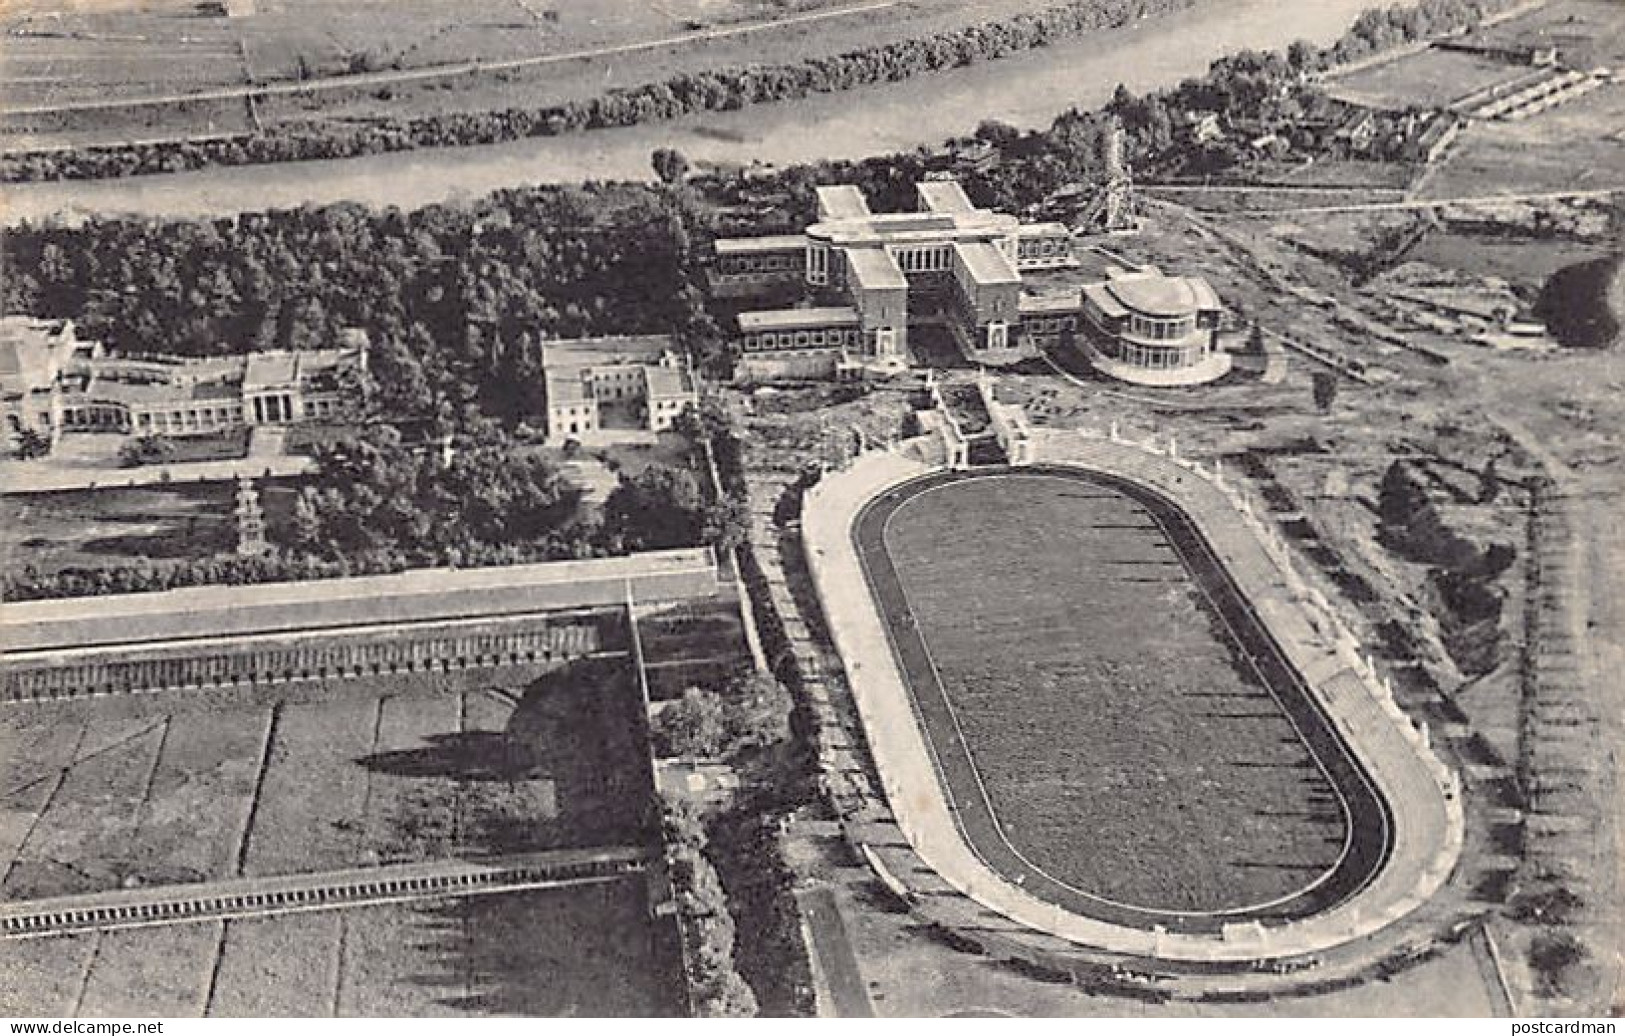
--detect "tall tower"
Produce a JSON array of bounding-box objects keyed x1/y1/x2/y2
[
  {"x1": 1079, "y1": 118, "x2": 1136, "y2": 234},
  {"x1": 235, "y1": 476, "x2": 269, "y2": 556}
]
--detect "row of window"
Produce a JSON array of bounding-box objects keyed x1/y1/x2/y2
[
  {"x1": 890, "y1": 244, "x2": 953, "y2": 273},
  {"x1": 720, "y1": 252, "x2": 804, "y2": 275},
  {"x1": 1016, "y1": 236, "x2": 1072, "y2": 259},
  {"x1": 1020, "y1": 314, "x2": 1080, "y2": 335},
  {"x1": 1127, "y1": 314, "x2": 1198, "y2": 341},
  {"x1": 1100, "y1": 339, "x2": 1210, "y2": 369},
  {"x1": 740, "y1": 326, "x2": 862, "y2": 352}
]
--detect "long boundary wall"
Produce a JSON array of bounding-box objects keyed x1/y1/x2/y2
[
  {"x1": 1, "y1": 549, "x2": 721, "y2": 700},
  {"x1": 799, "y1": 428, "x2": 1464, "y2": 965}
]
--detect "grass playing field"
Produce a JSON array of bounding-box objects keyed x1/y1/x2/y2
[
  {"x1": 862, "y1": 470, "x2": 1356, "y2": 919},
  {"x1": 0, "y1": 880, "x2": 679, "y2": 1017},
  {"x1": 0, "y1": 658, "x2": 649, "y2": 901}
]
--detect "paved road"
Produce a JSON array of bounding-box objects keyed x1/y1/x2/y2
[
  {"x1": 1215, "y1": 187, "x2": 1624, "y2": 217},
  {"x1": 796, "y1": 885, "x2": 875, "y2": 1018}
]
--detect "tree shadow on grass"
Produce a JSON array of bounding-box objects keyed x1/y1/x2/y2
[{"x1": 358, "y1": 732, "x2": 539, "y2": 782}]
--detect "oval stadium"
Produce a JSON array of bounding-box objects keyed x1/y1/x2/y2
[
  {"x1": 853, "y1": 466, "x2": 1390, "y2": 934},
  {"x1": 801, "y1": 429, "x2": 1464, "y2": 964}
]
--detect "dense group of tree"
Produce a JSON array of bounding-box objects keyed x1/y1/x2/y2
[
  {"x1": 3, "y1": 183, "x2": 731, "y2": 408},
  {"x1": 663, "y1": 800, "x2": 760, "y2": 1018},
  {"x1": 0, "y1": 444, "x2": 739, "y2": 601},
  {"x1": 1535, "y1": 253, "x2": 1623, "y2": 349},
  {"x1": 286, "y1": 424, "x2": 586, "y2": 563},
  {"x1": 0, "y1": 0, "x2": 1200, "y2": 184},
  {"x1": 650, "y1": 672, "x2": 794, "y2": 762},
  {"x1": 1376, "y1": 459, "x2": 1517, "y2": 676},
  {"x1": 986, "y1": 0, "x2": 1534, "y2": 194}
]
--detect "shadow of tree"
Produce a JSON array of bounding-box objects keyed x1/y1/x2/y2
[{"x1": 359, "y1": 732, "x2": 540, "y2": 782}]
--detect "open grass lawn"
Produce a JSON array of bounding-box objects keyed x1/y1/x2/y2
[
  {"x1": 0, "y1": 658, "x2": 651, "y2": 901},
  {"x1": 1419, "y1": 87, "x2": 1625, "y2": 200},
  {"x1": 0, "y1": 484, "x2": 235, "y2": 576},
  {"x1": 877, "y1": 472, "x2": 1346, "y2": 914},
  {"x1": 1408, "y1": 232, "x2": 1610, "y2": 293},
  {"x1": 1329, "y1": 48, "x2": 1523, "y2": 110}
]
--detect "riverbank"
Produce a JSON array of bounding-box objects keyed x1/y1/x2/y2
[{"x1": 0, "y1": 0, "x2": 1402, "y2": 225}]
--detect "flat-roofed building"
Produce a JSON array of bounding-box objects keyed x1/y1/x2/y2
[
  {"x1": 915, "y1": 179, "x2": 977, "y2": 214},
  {"x1": 709, "y1": 234, "x2": 809, "y2": 297},
  {"x1": 947, "y1": 241, "x2": 1022, "y2": 361},
  {"x1": 735, "y1": 307, "x2": 864, "y2": 381},
  {"x1": 540, "y1": 334, "x2": 697, "y2": 441},
  {"x1": 815, "y1": 184, "x2": 873, "y2": 221},
  {"x1": 711, "y1": 179, "x2": 1083, "y2": 378}
]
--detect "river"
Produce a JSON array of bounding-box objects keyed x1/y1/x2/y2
[{"x1": 1, "y1": 0, "x2": 1394, "y2": 224}]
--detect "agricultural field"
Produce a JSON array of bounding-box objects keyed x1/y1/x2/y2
[
  {"x1": 1465, "y1": 0, "x2": 1625, "y2": 72},
  {"x1": 1328, "y1": 47, "x2": 1525, "y2": 111},
  {"x1": 865, "y1": 471, "x2": 1350, "y2": 916},
  {"x1": 0, "y1": 657, "x2": 650, "y2": 901},
  {"x1": 0, "y1": 483, "x2": 236, "y2": 576},
  {"x1": 1416, "y1": 86, "x2": 1625, "y2": 199},
  {"x1": 1404, "y1": 232, "x2": 1611, "y2": 293},
  {"x1": 0, "y1": 879, "x2": 679, "y2": 1017},
  {"x1": 0, "y1": 0, "x2": 1154, "y2": 151}
]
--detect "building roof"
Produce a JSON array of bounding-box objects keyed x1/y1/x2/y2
[
  {"x1": 1082, "y1": 282, "x2": 1130, "y2": 320},
  {"x1": 737, "y1": 307, "x2": 861, "y2": 331},
  {"x1": 815, "y1": 184, "x2": 872, "y2": 221},
  {"x1": 954, "y1": 241, "x2": 1020, "y2": 286},
  {"x1": 242, "y1": 352, "x2": 300, "y2": 390},
  {"x1": 643, "y1": 365, "x2": 694, "y2": 398},
  {"x1": 713, "y1": 234, "x2": 808, "y2": 256},
  {"x1": 845, "y1": 248, "x2": 908, "y2": 291},
  {"x1": 1017, "y1": 222, "x2": 1072, "y2": 239},
  {"x1": 73, "y1": 377, "x2": 242, "y2": 407},
  {"x1": 1097, "y1": 270, "x2": 1222, "y2": 318},
  {"x1": 543, "y1": 334, "x2": 674, "y2": 371},
  {"x1": 543, "y1": 368, "x2": 590, "y2": 405},
  {"x1": 1018, "y1": 292, "x2": 1083, "y2": 315},
  {"x1": 916, "y1": 179, "x2": 976, "y2": 214}
]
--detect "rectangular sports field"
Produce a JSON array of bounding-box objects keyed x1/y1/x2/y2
[
  {"x1": 0, "y1": 657, "x2": 649, "y2": 902},
  {"x1": 0, "y1": 879, "x2": 678, "y2": 1017},
  {"x1": 876, "y1": 471, "x2": 1348, "y2": 916}
]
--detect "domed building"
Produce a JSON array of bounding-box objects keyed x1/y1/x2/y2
[{"x1": 1079, "y1": 267, "x2": 1230, "y2": 386}]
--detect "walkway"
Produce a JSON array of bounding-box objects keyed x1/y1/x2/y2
[
  {"x1": 800, "y1": 432, "x2": 1463, "y2": 964},
  {"x1": 0, "y1": 453, "x2": 315, "y2": 495},
  {"x1": 0, "y1": 846, "x2": 650, "y2": 939}
]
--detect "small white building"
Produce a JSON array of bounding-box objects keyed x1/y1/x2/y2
[{"x1": 541, "y1": 335, "x2": 698, "y2": 441}]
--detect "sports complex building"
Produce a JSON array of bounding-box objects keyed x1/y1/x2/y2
[{"x1": 709, "y1": 180, "x2": 1231, "y2": 387}]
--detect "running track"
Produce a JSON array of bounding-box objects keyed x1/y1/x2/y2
[{"x1": 852, "y1": 466, "x2": 1394, "y2": 936}]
